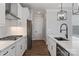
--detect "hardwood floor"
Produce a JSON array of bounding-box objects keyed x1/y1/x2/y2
[{"x1": 23, "y1": 40, "x2": 49, "y2": 56}]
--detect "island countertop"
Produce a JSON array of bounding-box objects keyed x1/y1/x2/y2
[{"x1": 48, "y1": 34, "x2": 79, "y2": 56}]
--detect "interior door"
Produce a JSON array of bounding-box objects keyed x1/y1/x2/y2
[{"x1": 32, "y1": 15, "x2": 43, "y2": 40}]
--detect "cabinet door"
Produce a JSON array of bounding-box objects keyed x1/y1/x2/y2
[
  {"x1": 20, "y1": 38, "x2": 25, "y2": 55},
  {"x1": 18, "y1": 4, "x2": 22, "y2": 19},
  {"x1": 16, "y1": 37, "x2": 27, "y2": 56},
  {"x1": 16, "y1": 38, "x2": 25, "y2": 56},
  {"x1": 11, "y1": 3, "x2": 18, "y2": 17},
  {"x1": 50, "y1": 38, "x2": 56, "y2": 56},
  {"x1": 0, "y1": 3, "x2": 5, "y2": 26},
  {"x1": 0, "y1": 48, "x2": 10, "y2": 56},
  {"x1": 47, "y1": 36, "x2": 51, "y2": 51},
  {"x1": 9, "y1": 44, "x2": 16, "y2": 56},
  {"x1": 0, "y1": 43, "x2": 16, "y2": 56},
  {"x1": 47, "y1": 36, "x2": 56, "y2": 56},
  {"x1": 21, "y1": 37, "x2": 27, "y2": 55},
  {"x1": 24, "y1": 37, "x2": 27, "y2": 50},
  {"x1": 16, "y1": 39, "x2": 22, "y2": 56}
]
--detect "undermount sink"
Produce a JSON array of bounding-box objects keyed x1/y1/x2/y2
[{"x1": 54, "y1": 37, "x2": 68, "y2": 41}]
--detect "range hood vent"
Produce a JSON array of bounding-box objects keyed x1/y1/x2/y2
[{"x1": 6, "y1": 3, "x2": 20, "y2": 20}]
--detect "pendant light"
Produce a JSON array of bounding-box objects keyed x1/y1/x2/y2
[
  {"x1": 57, "y1": 3, "x2": 67, "y2": 20},
  {"x1": 72, "y1": 3, "x2": 79, "y2": 15}
]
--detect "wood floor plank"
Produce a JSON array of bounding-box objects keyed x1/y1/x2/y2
[{"x1": 23, "y1": 40, "x2": 49, "y2": 56}]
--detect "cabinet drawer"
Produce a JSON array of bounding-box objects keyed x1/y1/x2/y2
[
  {"x1": 10, "y1": 44, "x2": 15, "y2": 49},
  {"x1": 0, "y1": 43, "x2": 16, "y2": 56},
  {"x1": 9, "y1": 44, "x2": 16, "y2": 56},
  {"x1": 0, "y1": 48, "x2": 10, "y2": 56}
]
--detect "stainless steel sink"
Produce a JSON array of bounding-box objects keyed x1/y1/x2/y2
[{"x1": 54, "y1": 37, "x2": 68, "y2": 41}]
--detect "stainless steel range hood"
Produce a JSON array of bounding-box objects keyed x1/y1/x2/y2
[
  {"x1": 6, "y1": 13, "x2": 20, "y2": 20},
  {"x1": 6, "y1": 3, "x2": 20, "y2": 20}
]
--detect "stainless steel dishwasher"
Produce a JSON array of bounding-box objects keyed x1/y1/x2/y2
[{"x1": 56, "y1": 44, "x2": 70, "y2": 56}]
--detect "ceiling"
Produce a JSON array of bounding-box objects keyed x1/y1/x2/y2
[
  {"x1": 21, "y1": 3, "x2": 72, "y2": 10},
  {"x1": 21, "y1": 3, "x2": 78, "y2": 14}
]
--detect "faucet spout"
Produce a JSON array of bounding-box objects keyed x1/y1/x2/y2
[{"x1": 60, "y1": 23, "x2": 68, "y2": 39}]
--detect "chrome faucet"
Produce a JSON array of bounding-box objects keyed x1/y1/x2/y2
[{"x1": 60, "y1": 23, "x2": 68, "y2": 39}]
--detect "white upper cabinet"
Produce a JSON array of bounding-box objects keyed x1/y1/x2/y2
[
  {"x1": 11, "y1": 3, "x2": 22, "y2": 19},
  {"x1": 0, "y1": 3, "x2": 5, "y2": 26},
  {"x1": 18, "y1": 4, "x2": 22, "y2": 19},
  {"x1": 16, "y1": 7, "x2": 29, "y2": 26},
  {"x1": 22, "y1": 7, "x2": 29, "y2": 20},
  {"x1": 10, "y1": 3, "x2": 18, "y2": 17}
]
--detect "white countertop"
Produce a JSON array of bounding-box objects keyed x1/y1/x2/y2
[
  {"x1": 48, "y1": 34, "x2": 79, "y2": 56},
  {"x1": 0, "y1": 36, "x2": 27, "y2": 52},
  {"x1": 0, "y1": 41, "x2": 15, "y2": 52}
]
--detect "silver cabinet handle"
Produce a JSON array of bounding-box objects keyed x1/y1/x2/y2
[
  {"x1": 3, "y1": 51, "x2": 8, "y2": 55},
  {"x1": 11, "y1": 46, "x2": 15, "y2": 49}
]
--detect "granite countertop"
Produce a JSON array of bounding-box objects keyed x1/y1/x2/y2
[{"x1": 48, "y1": 34, "x2": 79, "y2": 56}]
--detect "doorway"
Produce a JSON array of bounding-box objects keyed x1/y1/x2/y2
[{"x1": 32, "y1": 11, "x2": 45, "y2": 40}]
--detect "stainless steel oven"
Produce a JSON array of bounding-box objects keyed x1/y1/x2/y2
[{"x1": 56, "y1": 44, "x2": 70, "y2": 56}]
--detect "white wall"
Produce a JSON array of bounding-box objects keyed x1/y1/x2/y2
[
  {"x1": 72, "y1": 15, "x2": 79, "y2": 35},
  {"x1": 5, "y1": 7, "x2": 29, "y2": 36},
  {"x1": 72, "y1": 15, "x2": 79, "y2": 26},
  {"x1": 32, "y1": 9, "x2": 46, "y2": 40},
  {"x1": 46, "y1": 9, "x2": 72, "y2": 40}
]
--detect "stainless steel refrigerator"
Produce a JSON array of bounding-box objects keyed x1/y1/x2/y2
[{"x1": 27, "y1": 20, "x2": 32, "y2": 50}]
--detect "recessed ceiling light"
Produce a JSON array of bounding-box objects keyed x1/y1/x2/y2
[{"x1": 37, "y1": 11, "x2": 41, "y2": 14}]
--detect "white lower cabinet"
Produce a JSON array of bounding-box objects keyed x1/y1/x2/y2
[
  {"x1": 0, "y1": 36, "x2": 27, "y2": 56},
  {"x1": 50, "y1": 38, "x2": 56, "y2": 56},
  {"x1": 0, "y1": 43, "x2": 16, "y2": 56},
  {"x1": 16, "y1": 39, "x2": 23, "y2": 56},
  {"x1": 9, "y1": 44, "x2": 16, "y2": 56},
  {"x1": 20, "y1": 38, "x2": 25, "y2": 55},
  {"x1": 0, "y1": 48, "x2": 10, "y2": 56},
  {"x1": 22, "y1": 38, "x2": 27, "y2": 53},
  {"x1": 47, "y1": 36, "x2": 56, "y2": 56},
  {"x1": 16, "y1": 37, "x2": 27, "y2": 56}
]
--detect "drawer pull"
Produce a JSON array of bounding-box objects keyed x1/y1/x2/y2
[
  {"x1": 3, "y1": 51, "x2": 8, "y2": 55},
  {"x1": 11, "y1": 46, "x2": 15, "y2": 49}
]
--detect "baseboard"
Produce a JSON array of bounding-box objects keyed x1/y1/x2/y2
[{"x1": 32, "y1": 38, "x2": 44, "y2": 40}]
